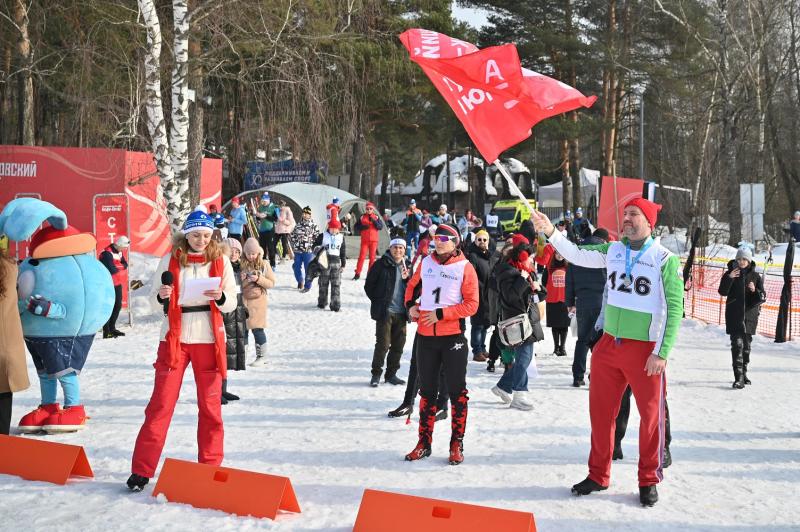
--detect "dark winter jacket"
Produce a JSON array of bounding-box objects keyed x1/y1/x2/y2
[
  {"x1": 223, "y1": 261, "x2": 248, "y2": 371},
  {"x1": 364, "y1": 252, "x2": 412, "y2": 321},
  {"x1": 493, "y1": 261, "x2": 545, "y2": 345},
  {"x1": 466, "y1": 242, "x2": 493, "y2": 325},
  {"x1": 565, "y1": 235, "x2": 607, "y2": 310},
  {"x1": 718, "y1": 260, "x2": 766, "y2": 335}
]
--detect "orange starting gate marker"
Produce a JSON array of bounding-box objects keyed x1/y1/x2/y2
[
  {"x1": 152, "y1": 458, "x2": 301, "y2": 520},
  {"x1": 0, "y1": 434, "x2": 93, "y2": 485},
  {"x1": 353, "y1": 489, "x2": 536, "y2": 531}
]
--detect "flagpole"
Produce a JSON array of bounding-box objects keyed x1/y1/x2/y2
[{"x1": 492, "y1": 159, "x2": 536, "y2": 215}]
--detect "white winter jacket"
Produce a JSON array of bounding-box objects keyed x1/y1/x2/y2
[{"x1": 152, "y1": 253, "x2": 238, "y2": 344}]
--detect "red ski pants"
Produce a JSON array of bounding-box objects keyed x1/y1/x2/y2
[
  {"x1": 588, "y1": 334, "x2": 667, "y2": 487},
  {"x1": 131, "y1": 342, "x2": 223, "y2": 478},
  {"x1": 355, "y1": 240, "x2": 378, "y2": 275}
]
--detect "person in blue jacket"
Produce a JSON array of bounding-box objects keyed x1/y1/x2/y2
[{"x1": 227, "y1": 197, "x2": 248, "y2": 243}]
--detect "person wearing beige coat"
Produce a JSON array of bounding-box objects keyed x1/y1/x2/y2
[
  {"x1": 0, "y1": 249, "x2": 31, "y2": 434},
  {"x1": 241, "y1": 237, "x2": 275, "y2": 366}
]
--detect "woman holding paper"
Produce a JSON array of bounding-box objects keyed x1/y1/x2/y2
[{"x1": 127, "y1": 209, "x2": 237, "y2": 492}]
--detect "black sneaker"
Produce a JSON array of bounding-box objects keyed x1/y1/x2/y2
[
  {"x1": 352, "y1": 274, "x2": 360, "y2": 280},
  {"x1": 572, "y1": 379, "x2": 586, "y2": 387},
  {"x1": 663, "y1": 447, "x2": 672, "y2": 468},
  {"x1": 370, "y1": 375, "x2": 380, "y2": 387},
  {"x1": 571, "y1": 477, "x2": 608, "y2": 496},
  {"x1": 486, "y1": 360, "x2": 496, "y2": 373},
  {"x1": 613, "y1": 446, "x2": 623, "y2": 460},
  {"x1": 126, "y1": 473, "x2": 149, "y2": 492},
  {"x1": 112, "y1": 329, "x2": 126, "y2": 337},
  {"x1": 639, "y1": 485, "x2": 658, "y2": 507},
  {"x1": 222, "y1": 391, "x2": 240, "y2": 401},
  {"x1": 385, "y1": 375, "x2": 405, "y2": 385},
  {"x1": 388, "y1": 404, "x2": 412, "y2": 418},
  {"x1": 434, "y1": 409, "x2": 448, "y2": 422}
]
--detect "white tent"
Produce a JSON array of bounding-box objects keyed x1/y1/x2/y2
[
  {"x1": 388, "y1": 154, "x2": 498, "y2": 196},
  {"x1": 538, "y1": 167, "x2": 599, "y2": 208},
  {"x1": 224, "y1": 182, "x2": 390, "y2": 257}
]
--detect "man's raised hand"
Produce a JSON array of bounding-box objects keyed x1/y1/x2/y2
[{"x1": 530, "y1": 210, "x2": 555, "y2": 237}]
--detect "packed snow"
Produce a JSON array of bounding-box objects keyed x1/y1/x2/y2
[{"x1": 1, "y1": 254, "x2": 799, "y2": 531}]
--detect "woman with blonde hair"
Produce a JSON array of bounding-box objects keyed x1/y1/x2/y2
[
  {"x1": 0, "y1": 239, "x2": 30, "y2": 434},
  {"x1": 127, "y1": 209, "x2": 237, "y2": 491},
  {"x1": 241, "y1": 237, "x2": 275, "y2": 367}
]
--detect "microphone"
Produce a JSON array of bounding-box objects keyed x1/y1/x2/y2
[{"x1": 160, "y1": 271, "x2": 173, "y2": 315}]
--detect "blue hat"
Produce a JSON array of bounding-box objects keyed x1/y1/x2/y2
[
  {"x1": 212, "y1": 213, "x2": 226, "y2": 227},
  {"x1": 261, "y1": 192, "x2": 271, "y2": 201},
  {"x1": 182, "y1": 210, "x2": 215, "y2": 234},
  {"x1": 332, "y1": 197, "x2": 340, "y2": 205}
]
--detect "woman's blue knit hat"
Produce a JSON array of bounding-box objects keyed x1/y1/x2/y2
[{"x1": 182, "y1": 209, "x2": 215, "y2": 234}]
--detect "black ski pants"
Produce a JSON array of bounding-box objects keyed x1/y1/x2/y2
[
  {"x1": 402, "y1": 335, "x2": 449, "y2": 409},
  {"x1": 416, "y1": 333, "x2": 468, "y2": 404},
  {"x1": 104, "y1": 284, "x2": 123, "y2": 334}
]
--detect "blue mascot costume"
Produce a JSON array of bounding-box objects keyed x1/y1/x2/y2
[{"x1": 0, "y1": 198, "x2": 114, "y2": 433}]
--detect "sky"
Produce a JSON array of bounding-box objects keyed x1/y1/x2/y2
[{"x1": 451, "y1": 2, "x2": 492, "y2": 29}]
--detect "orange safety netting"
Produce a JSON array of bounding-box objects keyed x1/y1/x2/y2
[{"x1": 683, "y1": 258, "x2": 799, "y2": 340}]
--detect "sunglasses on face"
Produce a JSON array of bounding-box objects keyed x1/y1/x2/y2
[
  {"x1": 434, "y1": 235, "x2": 458, "y2": 243},
  {"x1": 476, "y1": 238, "x2": 489, "y2": 242}
]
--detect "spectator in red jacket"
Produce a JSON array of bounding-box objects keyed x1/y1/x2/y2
[{"x1": 353, "y1": 202, "x2": 383, "y2": 280}]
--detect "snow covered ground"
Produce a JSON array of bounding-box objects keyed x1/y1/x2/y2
[{"x1": 1, "y1": 261, "x2": 799, "y2": 531}]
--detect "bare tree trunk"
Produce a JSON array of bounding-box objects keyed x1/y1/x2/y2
[
  {"x1": 570, "y1": 114, "x2": 582, "y2": 209},
  {"x1": 14, "y1": 0, "x2": 34, "y2": 146},
  {"x1": 561, "y1": 138, "x2": 572, "y2": 212},
  {"x1": 0, "y1": 43, "x2": 11, "y2": 144},
  {"x1": 717, "y1": 0, "x2": 741, "y2": 245},
  {"x1": 187, "y1": 15, "x2": 204, "y2": 207},
  {"x1": 168, "y1": 0, "x2": 191, "y2": 224},
  {"x1": 348, "y1": 127, "x2": 362, "y2": 196}
]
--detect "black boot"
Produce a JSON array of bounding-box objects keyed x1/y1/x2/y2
[
  {"x1": 388, "y1": 404, "x2": 412, "y2": 418},
  {"x1": 613, "y1": 444, "x2": 623, "y2": 460},
  {"x1": 743, "y1": 338, "x2": 752, "y2": 385},
  {"x1": 743, "y1": 367, "x2": 751, "y2": 385},
  {"x1": 571, "y1": 477, "x2": 608, "y2": 496},
  {"x1": 370, "y1": 375, "x2": 380, "y2": 387},
  {"x1": 731, "y1": 336, "x2": 746, "y2": 389},
  {"x1": 639, "y1": 485, "x2": 659, "y2": 507},
  {"x1": 486, "y1": 359, "x2": 496, "y2": 373},
  {"x1": 221, "y1": 379, "x2": 239, "y2": 401},
  {"x1": 663, "y1": 446, "x2": 672, "y2": 468},
  {"x1": 385, "y1": 374, "x2": 405, "y2": 385},
  {"x1": 126, "y1": 473, "x2": 149, "y2": 492}
]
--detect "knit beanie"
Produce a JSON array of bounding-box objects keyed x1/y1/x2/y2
[{"x1": 624, "y1": 197, "x2": 663, "y2": 229}]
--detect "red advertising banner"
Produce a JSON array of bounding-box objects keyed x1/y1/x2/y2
[
  {"x1": 597, "y1": 176, "x2": 655, "y2": 240},
  {"x1": 94, "y1": 194, "x2": 129, "y2": 309}
]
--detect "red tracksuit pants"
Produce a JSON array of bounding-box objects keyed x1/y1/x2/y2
[
  {"x1": 588, "y1": 334, "x2": 667, "y2": 487},
  {"x1": 355, "y1": 240, "x2": 378, "y2": 275},
  {"x1": 131, "y1": 342, "x2": 223, "y2": 478}
]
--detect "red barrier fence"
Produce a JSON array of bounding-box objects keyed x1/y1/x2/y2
[{"x1": 684, "y1": 258, "x2": 799, "y2": 340}]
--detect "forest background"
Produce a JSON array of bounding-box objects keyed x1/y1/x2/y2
[{"x1": 2, "y1": 0, "x2": 799, "y2": 244}]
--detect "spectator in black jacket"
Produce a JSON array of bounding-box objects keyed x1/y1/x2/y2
[
  {"x1": 98, "y1": 235, "x2": 130, "y2": 338},
  {"x1": 364, "y1": 238, "x2": 412, "y2": 387},
  {"x1": 718, "y1": 247, "x2": 766, "y2": 389},
  {"x1": 565, "y1": 228, "x2": 608, "y2": 387},
  {"x1": 466, "y1": 230, "x2": 492, "y2": 361}
]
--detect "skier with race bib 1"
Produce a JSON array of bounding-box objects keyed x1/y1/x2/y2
[
  {"x1": 403, "y1": 224, "x2": 479, "y2": 465},
  {"x1": 530, "y1": 197, "x2": 683, "y2": 507}
]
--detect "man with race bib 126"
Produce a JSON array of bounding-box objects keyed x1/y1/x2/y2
[
  {"x1": 531, "y1": 197, "x2": 683, "y2": 508},
  {"x1": 404, "y1": 224, "x2": 478, "y2": 465}
]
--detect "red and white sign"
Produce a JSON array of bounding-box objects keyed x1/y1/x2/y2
[
  {"x1": 94, "y1": 194, "x2": 129, "y2": 309},
  {"x1": 399, "y1": 29, "x2": 596, "y2": 163}
]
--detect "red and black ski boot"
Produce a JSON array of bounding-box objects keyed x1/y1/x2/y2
[
  {"x1": 405, "y1": 397, "x2": 436, "y2": 461},
  {"x1": 448, "y1": 390, "x2": 469, "y2": 465}
]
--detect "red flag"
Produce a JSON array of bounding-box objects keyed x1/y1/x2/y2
[{"x1": 399, "y1": 29, "x2": 596, "y2": 162}]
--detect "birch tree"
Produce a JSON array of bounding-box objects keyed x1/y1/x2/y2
[{"x1": 138, "y1": 0, "x2": 191, "y2": 232}]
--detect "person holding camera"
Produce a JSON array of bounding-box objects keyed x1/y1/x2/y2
[
  {"x1": 718, "y1": 246, "x2": 766, "y2": 389},
  {"x1": 489, "y1": 234, "x2": 546, "y2": 411}
]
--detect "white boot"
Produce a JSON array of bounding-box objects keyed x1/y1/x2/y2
[
  {"x1": 249, "y1": 343, "x2": 267, "y2": 367},
  {"x1": 491, "y1": 385, "x2": 512, "y2": 404},
  {"x1": 509, "y1": 390, "x2": 534, "y2": 411}
]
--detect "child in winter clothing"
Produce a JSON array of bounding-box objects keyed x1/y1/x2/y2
[
  {"x1": 543, "y1": 251, "x2": 570, "y2": 356},
  {"x1": 718, "y1": 246, "x2": 766, "y2": 388},
  {"x1": 315, "y1": 218, "x2": 347, "y2": 311},
  {"x1": 128, "y1": 209, "x2": 237, "y2": 491},
  {"x1": 241, "y1": 238, "x2": 276, "y2": 367},
  {"x1": 220, "y1": 238, "x2": 248, "y2": 403},
  {"x1": 291, "y1": 206, "x2": 321, "y2": 291}
]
